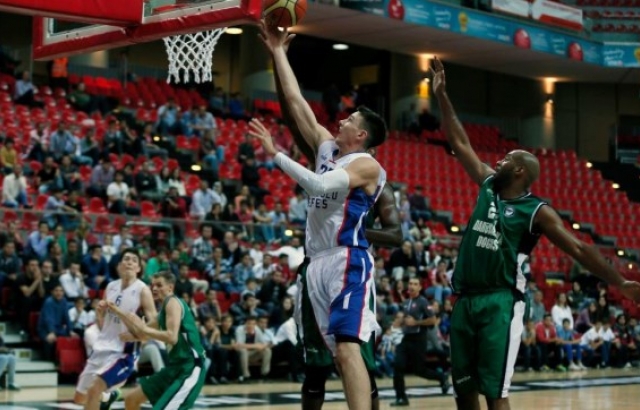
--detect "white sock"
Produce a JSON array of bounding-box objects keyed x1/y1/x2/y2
[{"x1": 101, "y1": 392, "x2": 111, "y2": 402}]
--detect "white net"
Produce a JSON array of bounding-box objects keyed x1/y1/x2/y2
[{"x1": 162, "y1": 28, "x2": 226, "y2": 84}]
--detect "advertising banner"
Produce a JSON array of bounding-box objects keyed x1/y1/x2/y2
[
  {"x1": 491, "y1": 0, "x2": 529, "y2": 18},
  {"x1": 602, "y1": 43, "x2": 640, "y2": 67}
]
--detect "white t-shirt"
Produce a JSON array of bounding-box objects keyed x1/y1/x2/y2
[
  {"x1": 107, "y1": 182, "x2": 129, "y2": 204},
  {"x1": 551, "y1": 304, "x2": 574, "y2": 329},
  {"x1": 580, "y1": 327, "x2": 617, "y2": 346}
]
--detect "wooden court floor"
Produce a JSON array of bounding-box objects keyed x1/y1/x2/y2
[{"x1": 1, "y1": 368, "x2": 639, "y2": 409}]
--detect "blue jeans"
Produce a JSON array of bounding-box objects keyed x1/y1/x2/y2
[
  {"x1": 563, "y1": 343, "x2": 582, "y2": 364},
  {"x1": 583, "y1": 341, "x2": 611, "y2": 366},
  {"x1": 2, "y1": 191, "x2": 27, "y2": 208},
  {"x1": 425, "y1": 285, "x2": 452, "y2": 304},
  {"x1": 0, "y1": 354, "x2": 16, "y2": 385}
]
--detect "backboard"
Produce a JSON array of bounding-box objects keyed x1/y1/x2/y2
[
  {"x1": 32, "y1": 0, "x2": 262, "y2": 60},
  {"x1": 0, "y1": 0, "x2": 143, "y2": 25}
]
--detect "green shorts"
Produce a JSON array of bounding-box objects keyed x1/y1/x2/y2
[
  {"x1": 450, "y1": 290, "x2": 526, "y2": 399},
  {"x1": 139, "y1": 361, "x2": 205, "y2": 410},
  {"x1": 296, "y1": 260, "x2": 376, "y2": 371}
]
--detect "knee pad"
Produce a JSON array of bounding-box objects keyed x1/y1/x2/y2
[
  {"x1": 302, "y1": 366, "x2": 330, "y2": 398},
  {"x1": 368, "y1": 369, "x2": 379, "y2": 400}
]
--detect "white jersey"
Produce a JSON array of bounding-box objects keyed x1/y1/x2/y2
[
  {"x1": 92, "y1": 279, "x2": 147, "y2": 355},
  {"x1": 305, "y1": 141, "x2": 386, "y2": 257}
]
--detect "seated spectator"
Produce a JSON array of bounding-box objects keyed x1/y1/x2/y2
[
  {"x1": 68, "y1": 82, "x2": 92, "y2": 113},
  {"x1": 0, "y1": 241, "x2": 21, "y2": 291},
  {"x1": 378, "y1": 313, "x2": 405, "y2": 377},
  {"x1": 101, "y1": 234, "x2": 117, "y2": 263},
  {"x1": 87, "y1": 158, "x2": 115, "y2": 198},
  {"x1": 209, "y1": 87, "x2": 225, "y2": 116},
  {"x1": 191, "y1": 180, "x2": 218, "y2": 220},
  {"x1": 160, "y1": 186, "x2": 188, "y2": 219},
  {"x1": 217, "y1": 314, "x2": 239, "y2": 381},
  {"x1": 612, "y1": 314, "x2": 635, "y2": 368},
  {"x1": 143, "y1": 248, "x2": 170, "y2": 283},
  {"x1": 135, "y1": 161, "x2": 163, "y2": 201},
  {"x1": 253, "y1": 203, "x2": 275, "y2": 244},
  {"x1": 409, "y1": 186, "x2": 432, "y2": 221},
  {"x1": 237, "y1": 134, "x2": 255, "y2": 165},
  {"x1": 0, "y1": 138, "x2": 18, "y2": 173},
  {"x1": 0, "y1": 336, "x2": 20, "y2": 390},
  {"x1": 227, "y1": 92, "x2": 246, "y2": 121},
  {"x1": 140, "y1": 123, "x2": 168, "y2": 159},
  {"x1": 200, "y1": 316, "x2": 226, "y2": 384},
  {"x1": 387, "y1": 241, "x2": 416, "y2": 281},
  {"x1": 43, "y1": 188, "x2": 77, "y2": 229},
  {"x1": 59, "y1": 262, "x2": 88, "y2": 300},
  {"x1": 102, "y1": 119, "x2": 124, "y2": 155},
  {"x1": 190, "y1": 225, "x2": 214, "y2": 274},
  {"x1": 25, "y1": 221, "x2": 53, "y2": 261},
  {"x1": 595, "y1": 294, "x2": 613, "y2": 324},
  {"x1": 79, "y1": 128, "x2": 101, "y2": 166},
  {"x1": 424, "y1": 260, "x2": 453, "y2": 304},
  {"x1": 536, "y1": 313, "x2": 563, "y2": 371},
  {"x1": 1, "y1": 164, "x2": 28, "y2": 208},
  {"x1": 156, "y1": 166, "x2": 172, "y2": 195},
  {"x1": 81, "y1": 245, "x2": 109, "y2": 290},
  {"x1": 288, "y1": 191, "x2": 306, "y2": 226},
  {"x1": 257, "y1": 270, "x2": 287, "y2": 314},
  {"x1": 261, "y1": 315, "x2": 302, "y2": 382},
  {"x1": 581, "y1": 320, "x2": 614, "y2": 368},
  {"x1": 198, "y1": 289, "x2": 222, "y2": 323},
  {"x1": 58, "y1": 155, "x2": 83, "y2": 193},
  {"x1": 40, "y1": 259, "x2": 61, "y2": 295},
  {"x1": 567, "y1": 281, "x2": 588, "y2": 313},
  {"x1": 26, "y1": 122, "x2": 50, "y2": 162},
  {"x1": 241, "y1": 158, "x2": 269, "y2": 204},
  {"x1": 229, "y1": 293, "x2": 267, "y2": 325},
  {"x1": 121, "y1": 122, "x2": 145, "y2": 158},
  {"x1": 408, "y1": 218, "x2": 434, "y2": 246},
  {"x1": 156, "y1": 97, "x2": 183, "y2": 136},
  {"x1": 14, "y1": 71, "x2": 42, "y2": 108},
  {"x1": 520, "y1": 319, "x2": 541, "y2": 371},
  {"x1": 530, "y1": 290, "x2": 546, "y2": 324},
  {"x1": 38, "y1": 284, "x2": 75, "y2": 359},
  {"x1": 167, "y1": 167, "x2": 187, "y2": 197},
  {"x1": 551, "y1": 293, "x2": 574, "y2": 330},
  {"x1": 252, "y1": 253, "x2": 276, "y2": 283},
  {"x1": 49, "y1": 121, "x2": 78, "y2": 162},
  {"x1": 192, "y1": 104, "x2": 217, "y2": 138},
  {"x1": 68, "y1": 298, "x2": 94, "y2": 337},
  {"x1": 201, "y1": 130, "x2": 223, "y2": 178},
  {"x1": 234, "y1": 316, "x2": 271, "y2": 382},
  {"x1": 35, "y1": 156, "x2": 62, "y2": 194},
  {"x1": 226, "y1": 253, "x2": 254, "y2": 294},
  {"x1": 113, "y1": 224, "x2": 134, "y2": 251},
  {"x1": 106, "y1": 170, "x2": 140, "y2": 215},
  {"x1": 557, "y1": 318, "x2": 585, "y2": 370}
]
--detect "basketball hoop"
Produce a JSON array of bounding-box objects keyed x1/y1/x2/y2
[{"x1": 162, "y1": 28, "x2": 226, "y2": 84}]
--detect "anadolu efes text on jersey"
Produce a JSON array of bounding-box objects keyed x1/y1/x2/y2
[{"x1": 305, "y1": 141, "x2": 386, "y2": 257}]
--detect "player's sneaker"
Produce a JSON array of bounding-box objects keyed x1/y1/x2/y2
[{"x1": 100, "y1": 389, "x2": 122, "y2": 410}]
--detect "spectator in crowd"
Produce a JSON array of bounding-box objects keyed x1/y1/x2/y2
[
  {"x1": 409, "y1": 186, "x2": 432, "y2": 221},
  {"x1": 200, "y1": 130, "x2": 222, "y2": 178},
  {"x1": 269, "y1": 203, "x2": 288, "y2": 243},
  {"x1": 121, "y1": 122, "x2": 145, "y2": 158},
  {"x1": 59, "y1": 262, "x2": 88, "y2": 300},
  {"x1": 81, "y1": 245, "x2": 109, "y2": 290},
  {"x1": 253, "y1": 203, "x2": 275, "y2": 244},
  {"x1": 228, "y1": 92, "x2": 246, "y2": 120},
  {"x1": 38, "y1": 284, "x2": 74, "y2": 360},
  {"x1": 64, "y1": 239, "x2": 83, "y2": 268},
  {"x1": 14, "y1": 71, "x2": 42, "y2": 108},
  {"x1": 257, "y1": 270, "x2": 287, "y2": 314},
  {"x1": 252, "y1": 253, "x2": 276, "y2": 282},
  {"x1": 191, "y1": 180, "x2": 218, "y2": 220},
  {"x1": 581, "y1": 320, "x2": 613, "y2": 368},
  {"x1": 536, "y1": 313, "x2": 563, "y2": 371},
  {"x1": 140, "y1": 123, "x2": 168, "y2": 159},
  {"x1": 209, "y1": 87, "x2": 225, "y2": 116},
  {"x1": 217, "y1": 314, "x2": 239, "y2": 381},
  {"x1": 409, "y1": 218, "x2": 434, "y2": 246},
  {"x1": 68, "y1": 82, "x2": 92, "y2": 113},
  {"x1": 418, "y1": 107, "x2": 439, "y2": 132},
  {"x1": 26, "y1": 221, "x2": 53, "y2": 261},
  {"x1": 228, "y1": 253, "x2": 254, "y2": 294},
  {"x1": 595, "y1": 294, "x2": 612, "y2": 323},
  {"x1": 0, "y1": 335, "x2": 20, "y2": 390},
  {"x1": 35, "y1": 156, "x2": 62, "y2": 194},
  {"x1": 43, "y1": 188, "x2": 77, "y2": 229},
  {"x1": 288, "y1": 190, "x2": 306, "y2": 226},
  {"x1": 79, "y1": 128, "x2": 101, "y2": 165},
  {"x1": 241, "y1": 158, "x2": 269, "y2": 204},
  {"x1": 49, "y1": 122, "x2": 77, "y2": 161},
  {"x1": 156, "y1": 97, "x2": 183, "y2": 136},
  {"x1": 0, "y1": 138, "x2": 18, "y2": 173},
  {"x1": 0, "y1": 241, "x2": 21, "y2": 290},
  {"x1": 106, "y1": 170, "x2": 140, "y2": 215},
  {"x1": 229, "y1": 293, "x2": 266, "y2": 325},
  {"x1": 191, "y1": 225, "x2": 214, "y2": 273},
  {"x1": 575, "y1": 301, "x2": 597, "y2": 333},
  {"x1": 520, "y1": 319, "x2": 541, "y2": 371},
  {"x1": 1, "y1": 164, "x2": 28, "y2": 208},
  {"x1": 200, "y1": 316, "x2": 225, "y2": 384},
  {"x1": 557, "y1": 318, "x2": 585, "y2": 370},
  {"x1": 567, "y1": 281, "x2": 588, "y2": 313},
  {"x1": 40, "y1": 259, "x2": 60, "y2": 295},
  {"x1": 135, "y1": 161, "x2": 162, "y2": 201},
  {"x1": 102, "y1": 119, "x2": 124, "y2": 155},
  {"x1": 192, "y1": 104, "x2": 217, "y2": 137},
  {"x1": 612, "y1": 314, "x2": 635, "y2": 368},
  {"x1": 424, "y1": 260, "x2": 453, "y2": 304},
  {"x1": 143, "y1": 248, "x2": 170, "y2": 283},
  {"x1": 68, "y1": 298, "x2": 94, "y2": 337},
  {"x1": 198, "y1": 289, "x2": 222, "y2": 323},
  {"x1": 87, "y1": 157, "x2": 114, "y2": 198},
  {"x1": 237, "y1": 133, "x2": 255, "y2": 165},
  {"x1": 261, "y1": 315, "x2": 302, "y2": 382},
  {"x1": 551, "y1": 293, "x2": 574, "y2": 330},
  {"x1": 387, "y1": 240, "x2": 415, "y2": 281},
  {"x1": 48, "y1": 57, "x2": 68, "y2": 91},
  {"x1": 269, "y1": 295, "x2": 294, "y2": 330},
  {"x1": 112, "y1": 224, "x2": 134, "y2": 251},
  {"x1": 235, "y1": 316, "x2": 271, "y2": 382},
  {"x1": 27, "y1": 122, "x2": 50, "y2": 162},
  {"x1": 16, "y1": 258, "x2": 46, "y2": 332},
  {"x1": 530, "y1": 290, "x2": 546, "y2": 324},
  {"x1": 58, "y1": 155, "x2": 83, "y2": 193},
  {"x1": 159, "y1": 186, "x2": 188, "y2": 219}
]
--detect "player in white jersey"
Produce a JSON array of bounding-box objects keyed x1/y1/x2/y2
[
  {"x1": 251, "y1": 24, "x2": 387, "y2": 410},
  {"x1": 73, "y1": 248, "x2": 156, "y2": 410}
]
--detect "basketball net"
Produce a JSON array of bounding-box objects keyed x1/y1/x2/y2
[{"x1": 162, "y1": 28, "x2": 226, "y2": 83}]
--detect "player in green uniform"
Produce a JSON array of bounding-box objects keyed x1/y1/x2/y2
[
  {"x1": 270, "y1": 29, "x2": 402, "y2": 410},
  {"x1": 108, "y1": 271, "x2": 206, "y2": 410},
  {"x1": 431, "y1": 57, "x2": 640, "y2": 410}
]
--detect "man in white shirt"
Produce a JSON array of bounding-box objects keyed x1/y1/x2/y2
[
  {"x1": 265, "y1": 315, "x2": 303, "y2": 382},
  {"x1": 235, "y1": 316, "x2": 272, "y2": 382},
  {"x1": 106, "y1": 171, "x2": 139, "y2": 215},
  {"x1": 1, "y1": 165, "x2": 28, "y2": 208},
  {"x1": 190, "y1": 180, "x2": 218, "y2": 219},
  {"x1": 287, "y1": 191, "x2": 307, "y2": 226},
  {"x1": 580, "y1": 320, "x2": 614, "y2": 368},
  {"x1": 69, "y1": 298, "x2": 95, "y2": 337},
  {"x1": 253, "y1": 254, "x2": 276, "y2": 282},
  {"x1": 59, "y1": 262, "x2": 89, "y2": 300},
  {"x1": 112, "y1": 225, "x2": 134, "y2": 251}
]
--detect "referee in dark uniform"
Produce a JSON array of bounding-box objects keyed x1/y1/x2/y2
[{"x1": 392, "y1": 278, "x2": 451, "y2": 406}]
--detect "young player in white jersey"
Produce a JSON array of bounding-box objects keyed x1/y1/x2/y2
[
  {"x1": 73, "y1": 248, "x2": 156, "y2": 410},
  {"x1": 248, "y1": 34, "x2": 387, "y2": 407}
]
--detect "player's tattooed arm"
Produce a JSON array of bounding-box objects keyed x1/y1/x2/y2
[{"x1": 431, "y1": 57, "x2": 493, "y2": 186}]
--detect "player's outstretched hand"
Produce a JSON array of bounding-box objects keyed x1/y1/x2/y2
[
  {"x1": 620, "y1": 280, "x2": 640, "y2": 303},
  {"x1": 258, "y1": 19, "x2": 296, "y2": 54},
  {"x1": 248, "y1": 118, "x2": 277, "y2": 156},
  {"x1": 430, "y1": 56, "x2": 446, "y2": 96}
]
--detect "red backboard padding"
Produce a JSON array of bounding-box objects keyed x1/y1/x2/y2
[{"x1": 0, "y1": 0, "x2": 143, "y2": 25}]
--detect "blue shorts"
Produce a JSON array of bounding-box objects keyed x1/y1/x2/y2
[{"x1": 304, "y1": 247, "x2": 379, "y2": 355}]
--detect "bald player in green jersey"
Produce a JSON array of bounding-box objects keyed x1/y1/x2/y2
[
  {"x1": 431, "y1": 57, "x2": 640, "y2": 410},
  {"x1": 271, "y1": 33, "x2": 402, "y2": 410}
]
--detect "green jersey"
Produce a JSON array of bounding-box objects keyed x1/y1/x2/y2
[
  {"x1": 158, "y1": 296, "x2": 205, "y2": 365},
  {"x1": 453, "y1": 175, "x2": 546, "y2": 295}
]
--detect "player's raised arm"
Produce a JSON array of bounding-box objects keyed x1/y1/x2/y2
[
  {"x1": 534, "y1": 205, "x2": 640, "y2": 302},
  {"x1": 259, "y1": 21, "x2": 333, "y2": 153},
  {"x1": 432, "y1": 57, "x2": 493, "y2": 186},
  {"x1": 366, "y1": 184, "x2": 402, "y2": 248},
  {"x1": 249, "y1": 118, "x2": 379, "y2": 195}
]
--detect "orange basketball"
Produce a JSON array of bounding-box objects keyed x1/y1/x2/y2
[{"x1": 263, "y1": 0, "x2": 307, "y2": 28}]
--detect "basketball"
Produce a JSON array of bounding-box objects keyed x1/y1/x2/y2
[{"x1": 263, "y1": 0, "x2": 307, "y2": 28}]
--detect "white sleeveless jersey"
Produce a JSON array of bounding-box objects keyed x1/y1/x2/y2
[
  {"x1": 305, "y1": 141, "x2": 386, "y2": 257},
  {"x1": 92, "y1": 279, "x2": 146, "y2": 355}
]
